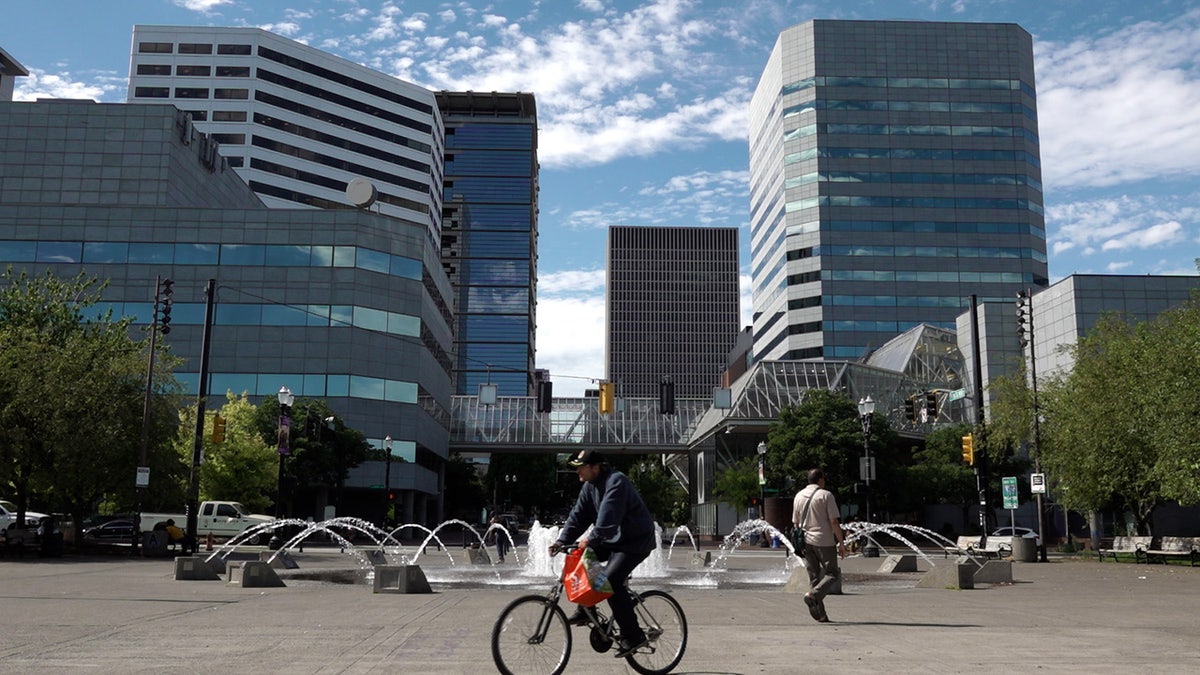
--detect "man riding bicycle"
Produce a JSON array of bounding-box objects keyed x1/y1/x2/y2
[{"x1": 550, "y1": 449, "x2": 656, "y2": 658}]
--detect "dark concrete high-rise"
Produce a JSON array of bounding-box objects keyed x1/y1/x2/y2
[
  {"x1": 606, "y1": 226, "x2": 740, "y2": 399},
  {"x1": 749, "y1": 20, "x2": 1049, "y2": 362}
]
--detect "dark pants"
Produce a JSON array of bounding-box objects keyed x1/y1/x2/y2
[
  {"x1": 803, "y1": 544, "x2": 840, "y2": 602},
  {"x1": 592, "y1": 546, "x2": 653, "y2": 641}
]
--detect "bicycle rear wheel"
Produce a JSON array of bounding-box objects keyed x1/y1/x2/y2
[
  {"x1": 491, "y1": 595, "x2": 572, "y2": 675},
  {"x1": 626, "y1": 590, "x2": 687, "y2": 674}
]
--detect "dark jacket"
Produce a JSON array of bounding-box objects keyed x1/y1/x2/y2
[{"x1": 556, "y1": 467, "x2": 655, "y2": 553}]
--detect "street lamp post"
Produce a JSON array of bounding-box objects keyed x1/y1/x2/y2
[
  {"x1": 505, "y1": 474, "x2": 517, "y2": 508},
  {"x1": 275, "y1": 386, "x2": 294, "y2": 521},
  {"x1": 858, "y1": 396, "x2": 876, "y2": 523},
  {"x1": 383, "y1": 435, "x2": 393, "y2": 526},
  {"x1": 756, "y1": 441, "x2": 767, "y2": 519}
]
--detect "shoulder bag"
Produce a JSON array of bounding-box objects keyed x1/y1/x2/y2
[{"x1": 790, "y1": 489, "x2": 816, "y2": 556}]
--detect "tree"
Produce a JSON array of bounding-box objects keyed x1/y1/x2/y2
[
  {"x1": 0, "y1": 268, "x2": 182, "y2": 541},
  {"x1": 180, "y1": 392, "x2": 276, "y2": 512},
  {"x1": 252, "y1": 396, "x2": 371, "y2": 516},
  {"x1": 628, "y1": 458, "x2": 689, "y2": 526},
  {"x1": 711, "y1": 457, "x2": 760, "y2": 513},
  {"x1": 443, "y1": 452, "x2": 487, "y2": 523},
  {"x1": 1039, "y1": 313, "x2": 1163, "y2": 533},
  {"x1": 762, "y1": 389, "x2": 897, "y2": 513}
]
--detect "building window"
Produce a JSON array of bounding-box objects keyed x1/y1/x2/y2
[
  {"x1": 136, "y1": 64, "x2": 171, "y2": 76},
  {"x1": 212, "y1": 110, "x2": 247, "y2": 122},
  {"x1": 214, "y1": 88, "x2": 249, "y2": 100},
  {"x1": 211, "y1": 133, "x2": 246, "y2": 145},
  {"x1": 176, "y1": 65, "x2": 212, "y2": 77},
  {"x1": 178, "y1": 43, "x2": 213, "y2": 54},
  {"x1": 187, "y1": 110, "x2": 208, "y2": 121},
  {"x1": 217, "y1": 44, "x2": 252, "y2": 55},
  {"x1": 138, "y1": 42, "x2": 173, "y2": 54},
  {"x1": 133, "y1": 87, "x2": 170, "y2": 98},
  {"x1": 174, "y1": 87, "x2": 209, "y2": 99},
  {"x1": 216, "y1": 65, "x2": 251, "y2": 77}
]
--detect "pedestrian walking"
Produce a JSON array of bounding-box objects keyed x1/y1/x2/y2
[{"x1": 793, "y1": 467, "x2": 847, "y2": 622}]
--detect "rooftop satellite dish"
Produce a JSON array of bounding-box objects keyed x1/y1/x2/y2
[{"x1": 346, "y1": 177, "x2": 378, "y2": 208}]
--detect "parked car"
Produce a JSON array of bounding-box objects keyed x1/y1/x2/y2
[
  {"x1": 83, "y1": 519, "x2": 136, "y2": 540},
  {"x1": 991, "y1": 526, "x2": 1040, "y2": 547}
]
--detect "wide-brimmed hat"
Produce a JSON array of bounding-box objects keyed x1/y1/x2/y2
[{"x1": 567, "y1": 449, "x2": 606, "y2": 467}]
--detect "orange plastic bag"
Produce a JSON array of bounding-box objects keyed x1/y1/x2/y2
[{"x1": 561, "y1": 548, "x2": 614, "y2": 606}]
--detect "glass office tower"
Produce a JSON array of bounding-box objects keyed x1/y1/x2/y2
[
  {"x1": 436, "y1": 91, "x2": 539, "y2": 396},
  {"x1": 749, "y1": 20, "x2": 1049, "y2": 361}
]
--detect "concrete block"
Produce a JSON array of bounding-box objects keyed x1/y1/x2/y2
[
  {"x1": 690, "y1": 551, "x2": 711, "y2": 568},
  {"x1": 917, "y1": 559, "x2": 975, "y2": 589},
  {"x1": 228, "y1": 560, "x2": 286, "y2": 588},
  {"x1": 466, "y1": 547, "x2": 492, "y2": 565},
  {"x1": 783, "y1": 566, "x2": 842, "y2": 595},
  {"x1": 973, "y1": 560, "x2": 1013, "y2": 584},
  {"x1": 373, "y1": 565, "x2": 433, "y2": 594},
  {"x1": 173, "y1": 556, "x2": 222, "y2": 581},
  {"x1": 878, "y1": 554, "x2": 918, "y2": 573},
  {"x1": 363, "y1": 549, "x2": 387, "y2": 566},
  {"x1": 260, "y1": 550, "x2": 299, "y2": 570}
]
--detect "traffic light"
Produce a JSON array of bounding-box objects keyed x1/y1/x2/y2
[
  {"x1": 387, "y1": 490, "x2": 397, "y2": 503},
  {"x1": 904, "y1": 396, "x2": 916, "y2": 422},
  {"x1": 659, "y1": 378, "x2": 675, "y2": 415},
  {"x1": 212, "y1": 414, "x2": 227, "y2": 443},
  {"x1": 157, "y1": 278, "x2": 174, "y2": 334},
  {"x1": 961, "y1": 433, "x2": 975, "y2": 466},
  {"x1": 598, "y1": 381, "x2": 616, "y2": 414},
  {"x1": 925, "y1": 390, "x2": 938, "y2": 418},
  {"x1": 536, "y1": 380, "x2": 553, "y2": 413}
]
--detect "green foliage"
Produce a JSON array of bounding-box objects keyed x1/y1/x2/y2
[
  {"x1": 762, "y1": 389, "x2": 897, "y2": 507},
  {"x1": 898, "y1": 424, "x2": 976, "y2": 506},
  {"x1": 184, "y1": 392, "x2": 276, "y2": 512},
  {"x1": 252, "y1": 396, "x2": 371, "y2": 514},
  {"x1": 628, "y1": 459, "x2": 689, "y2": 526},
  {"x1": 711, "y1": 457, "x2": 760, "y2": 510},
  {"x1": 1035, "y1": 298, "x2": 1200, "y2": 533},
  {"x1": 0, "y1": 268, "x2": 183, "y2": 536}
]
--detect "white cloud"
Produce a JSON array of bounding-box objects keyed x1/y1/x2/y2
[
  {"x1": 13, "y1": 69, "x2": 120, "y2": 102},
  {"x1": 1037, "y1": 10, "x2": 1200, "y2": 189},
  {"x1": 1106, "y1": 260, "x2": 1133, "y2": 272},
  {"x1": 578, "y1": 0, "x2": 606, "y2": 12},
  {"x1": 1046, "y1": 195, "x2": 1198, "y2": 257},
  {"x1": 258, "y1": 22, "x2": 302, "y2": 37},
  {"x1": 535, "y1": 274, "x2": 607, "y2": 397},
  {"x1": 173, "y1": 0, "x2": 232, "y2": 12}
]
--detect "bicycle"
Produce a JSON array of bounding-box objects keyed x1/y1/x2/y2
[{"x1": 490, "y1": 545, "x2": 688, "y2": 675}]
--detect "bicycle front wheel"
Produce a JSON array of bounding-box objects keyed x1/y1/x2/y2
[
  {"x1": 626, "y1": 590, "x2": 687, "y2": 674},
  {"x1": 491, "y1": 595, "x2": 572, "y2": 675}
]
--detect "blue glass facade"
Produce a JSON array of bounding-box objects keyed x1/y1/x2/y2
[
  {"x1": 436, "y1": 92, "x2": 539, "y2": 396},
  {"x1": 750, "y1": 20, "x2": 1050, "y2": 362}
]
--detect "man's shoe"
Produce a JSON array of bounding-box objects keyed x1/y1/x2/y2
[
  {"x1": 614, "y1": 633, "x2": 649, "y2": 658},
  {"x1": 803, "y1": 594, "x2": 822, "y2": 622},
  {"x1": 566, "y1": 607, "x2": 589, "y2": 627}
]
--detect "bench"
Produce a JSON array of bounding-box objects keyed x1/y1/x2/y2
[
  {"x1": 943, "y1": 535, "x2": 1012, "y2": 559},
  {"x1": 1097, "y1": 535, "x2": 1152, "y2": 562},
  {"x1": 1140, "y1": 537, "x2": 1198, "y2": 566}
]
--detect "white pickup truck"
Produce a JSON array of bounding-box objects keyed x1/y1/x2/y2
[
  {"x1": 1, "y1": 499, "x2": 50, "y2": 530},
  {"x1": 141, "y1": 501, "x2": 274, "y2": 544}
]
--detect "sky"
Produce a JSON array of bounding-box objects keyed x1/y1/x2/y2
[{"x1": 4, "y1": 0, "x2": 1200, "y2": 396}]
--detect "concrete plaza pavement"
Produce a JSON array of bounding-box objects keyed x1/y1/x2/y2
[{"x1": 1, "y1": 545, "x2": 1197, "y2": 674}]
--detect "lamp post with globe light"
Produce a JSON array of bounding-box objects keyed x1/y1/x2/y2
[{"x1": 857, "y1": 396, "x2": 876, "y2": 522}]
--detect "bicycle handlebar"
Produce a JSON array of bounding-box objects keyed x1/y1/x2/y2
[{"x1": 548, "y1": 542, "x2": 580, "y2": 556}]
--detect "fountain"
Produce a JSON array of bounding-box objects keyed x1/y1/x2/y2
[{"x1": 175, "y1": 516, "x2": 957, "y2": 592}]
